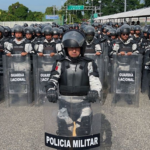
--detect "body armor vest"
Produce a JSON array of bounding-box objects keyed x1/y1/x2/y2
[
  {"x1": 43, "y1": 42, "x2": 55, "y2": 54},
  {"x1": 85, "y1": 43, "x2": 95, "y2": 53},
  {"x1": 118, "y1": 42, "x2": 133, "y2": 53},
  {"x1": 12, "y1": 41, "x2": 25, "y2": 54},
  {"x1": 118, "y1": 42, "x2": 133, "y2": 64},
  {"x1": 59, "y1": 59, "x2": 90, "y2": 96}
]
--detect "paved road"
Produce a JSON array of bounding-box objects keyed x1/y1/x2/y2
[{"x1": 0, "y1": 93, "x2": 150, "y2": 150}]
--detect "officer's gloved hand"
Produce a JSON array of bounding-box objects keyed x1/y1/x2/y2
[
  {"x1": 127, "y1": 52, "x2": 132, "y2": 56},
  {"x1": 38, "y1": 53, "x2": 43, "y2": 57},
  {"x1": 47, "y1": 90, "x2": 58, "y2": 103},
  {"x1": 50, "y1": 52, "x2": 55, "y2": 57},
  {"x1": 21, "y1": 52, "x2": 27, "y2": 56},
  {"x1": 96, "y1": 52, "x2": 101, "y2": 55},
  {"x1": 119, "y1": 51, "x2": 125, "y2": 55},
  {"x1": 85, "y1": 90, "x2": 99, "y2": 103},
  {"x1": 6, "y1": 53, "x2": 11, "y2": 57}
]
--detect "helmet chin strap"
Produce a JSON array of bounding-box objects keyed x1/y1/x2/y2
[{"x1": 16, "y1": 37, "x2": 22, "y2": 40}]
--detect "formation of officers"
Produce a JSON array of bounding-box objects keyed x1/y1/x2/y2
[{"x1": 0, "y1": 21, "x2": 150, "y2": 94}]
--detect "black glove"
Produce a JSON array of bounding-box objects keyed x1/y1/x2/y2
[
  {"x1": 47, "y1": 90, "x2": 58, "y2": 103},
  {"x1": 85, "y1": 90, "x2": 99, "y2": 103}
]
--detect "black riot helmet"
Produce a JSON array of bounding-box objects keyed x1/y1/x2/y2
[
  {"x1": 110, "y1": 29, "x2": 117, "y2": 36},
  {"x1": 52, "y1": 27, "x2": 60, "y2": 35},
  {"x1": 4, "y1": 26, "x2": 11, "y2": 37},
  {"x1": 59, "y1": 26, "x2": 66, "y2": 33},
  {"x1": 93, "y1": 22, "x2": 99, "y2": 30},
  {"x1": 34, "y1": 27, "x2": 41, "y2": 37},
  {"x1": 143, "y1": 26, "x2": 149, "y2": 33},
  {"x1": 130, "y1": 25, "x2": 135, "y2": 31},
  {"x1": 62, "y1": 30, "x2": 86, "y2": 57},
  {"x1": 135, "y1": 25, "x2": 141, "y2": 35},
  {"x1": 84, "y1": 25, "x2": 95, "y2": 42},
  {"x1": 14, "y1": 25, "x2": 24, "y2": 33},
  {"x1": 80, "y1": 24, "x2": 87, "y2": 33},
  {"x1": 52, "y1": 22, "x2": 56, "y2": 26},
  {"x1": 13, "y1": 25, "x2": 24, "y2": 40},
  {"x1": 59, "y1": 29, "x2": 63, "y2": 35},
  {"x1": 135, "y1": 25, "x2": 141, "y2": 31},
  {"x1": 34, "y1": 23, "x2": 38, "y2": 27},
  {"x1": 84, "y1": 26, "x2": 95, "y2": 36},
  {"x1": 69, "y1": 24, "x2": 74, "y2": 29},
  {"x1": 0, "y1": 26, "x2": 4, "y2": 37},
  {"x1": 120, "y1": 26, "x2": 130, "y2": 35},
  {"x1": 43, "y1": 26, "x2": 53, "y2": 35},
  {"x1": 73, "y1": 23, "x2": 79, "y2": 30},
  {"x1": 101, "y1": 25, "x2": 108, "y2": 33},
  {"x1": 35, "y1": 27, "x2": 41, "y2": 34},
  {"x1": 115, "y1": 22, "x2": 118, "y2": 26},
  {"x1": 23, "y1": 23, "x2": 28, "y2": 28},
  {"x1": 24, "y1": 27, "x2": 33, "y2": 34}
]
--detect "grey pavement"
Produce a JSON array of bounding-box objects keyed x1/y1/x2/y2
[{"x1": 0, "y1": 93, "x2": 150, "y2": 150}]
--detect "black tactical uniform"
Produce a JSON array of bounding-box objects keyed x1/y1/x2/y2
[{"x1": 45, "y1": 30, "x2": 102, "y2": 136}]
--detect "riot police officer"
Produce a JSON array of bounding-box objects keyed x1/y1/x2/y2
[
  {"x1": 5, "y1": 25, "x2": 33, "y2": 56},
  {"x1": 38, "y1": 26, "x2": 64, "y2": 57},
  {"x1": 111, "y1": 26, "x2": 139, "y2": 56},
  {"x1": 34, "y1": 27, "x2": 42, "y2": 39},
  {"x1": 59, "y1": 29, "x2": 64, "y2": 42},
  {"x1": 108, "y1": 29, "x2": 117, "y2": 49},
  {"x1": 73, "y1": 23, "x2": 79, "y2": 30},
  {"x1": 140, "y1": 26, "x2": 150, "y2": 54},
  {"x1": 32, "y1": 27, "x2": 43, "y2": 52},
  {"x1": 24, "y1": 27, "x2": 35, "y2": 54},
  {"x1": 133, "y1": 25, "x2": 142, "y2": 48},
  {"x1": 129, "y1": 25, "x2": 135, "y2": 39},
  {"x1": 45, "y1": 30, "x2": 102, "y2": 136},
  {"x1": 142, "y1": 25, "x2": 149, "y2": 40},
  {"x1": 141, "y1": 29, "x2": 150, "y2": 93},
  {"x1": 3, "y1": 26, "x2": 12, "y2": 50},
  {"x1": 52, "y1": 27, "x2": 61, "y2": 43},
  {"x1": 93, "y1": 22, "x2": 99, "y2": 32},
  {"x1": 24, "y1": 27, "x2": 34, "y2": 41},
  {"x1": 84, "y1": 25, "x2": 102, "y2": 55}
]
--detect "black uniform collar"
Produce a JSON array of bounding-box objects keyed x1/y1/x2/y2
[{"x1": 66, "y1": 55, "x2": 82, "y2": 63}]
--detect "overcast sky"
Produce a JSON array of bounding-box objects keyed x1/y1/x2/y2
[{"x1": 0, "y1": 0, "x2": 67, "y2": 12}]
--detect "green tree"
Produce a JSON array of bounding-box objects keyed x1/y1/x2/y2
[
  {"x1": 33, "y1": 12, "x2": 44, "y2": 21},
  {"x1": 0, "y1": 9, "x2": 17, "y2": 21},
  {"x1": 45, "y1": 6, "x2": 58, "y2": 15},
  {"x1": 26, "y1": 11, "x2": 35, "y2": 21},
  {"x1": 45, "y1": 7, "x2": 54, "y2": 14},
  {"x1": 144, "y1": 0, "x2": 150, "y2": 7},
  {"x1": 59, "y1": 0, "x2": 144, "y2": 22},
  {"x1": 112, "y1": 0, "x2": 143, "y2": 13},
  {"x1": 8, "y1": 2, "x2": 29, "y2": 20}
]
